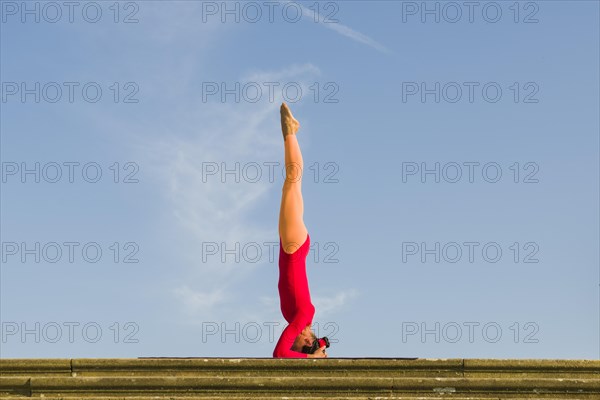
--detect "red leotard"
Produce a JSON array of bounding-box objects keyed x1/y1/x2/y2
[{"x1": 273, "y1": 233, "x2": 315, "y2": 358}]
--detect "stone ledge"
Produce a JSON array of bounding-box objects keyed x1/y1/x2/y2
[{"x1": 0, "y1": 358, "x2": 598, "y2": 399}]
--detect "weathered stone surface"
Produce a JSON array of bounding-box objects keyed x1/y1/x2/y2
[
  {"x1": 0, "y1": 359, "x2": 71, "y2": 375},
  {"x1": 69, "y1": 358, "x2": 463, "y2": 377},
  {"x1": 0, "y1": 358, "x2": 598, "y2": 399},
  {"x1": 464, "y1": 359, "x2": 600, "y2": 379}
]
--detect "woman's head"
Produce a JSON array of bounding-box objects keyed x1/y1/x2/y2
[{"x1": 291, "y1": 324, "x2": 316, "y2": 352}]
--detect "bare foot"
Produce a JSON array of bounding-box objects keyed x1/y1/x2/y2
[{"x1": 280, "y1": 102, "x2": 300, "y2": 140}]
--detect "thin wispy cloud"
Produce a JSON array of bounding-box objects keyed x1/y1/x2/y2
[
  {"x1": 286, "y1": 1, "x2": 392, "y2": 55},
  {"x1": 76, "y1": 1, "x2": 360, "y2": 330},
  {"x1": 175, "y1": 285, "x2": 228, "y2": 314},
  {"x1": 137, "y1": 64, "x2": 331, "y2": 320},
  {"x1": 313, "y1": 289, "x2": 359, "y2": 317}
]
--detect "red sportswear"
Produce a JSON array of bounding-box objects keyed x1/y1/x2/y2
[{"x1": 273, "y1": 233, "x2": 315, "y2": 358}]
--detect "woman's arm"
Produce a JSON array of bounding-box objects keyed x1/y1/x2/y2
[{"x1": 273, "y1": 309, "x2": 313, "y2": 358}]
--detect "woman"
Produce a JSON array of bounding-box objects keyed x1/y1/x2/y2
[{"x1": 272, "y1": 103, "x2": 328, "y2": 359}]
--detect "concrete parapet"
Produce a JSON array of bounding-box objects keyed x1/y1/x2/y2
[{"x1": 1, "y1": 358, "x2": 598, "y2": 399}]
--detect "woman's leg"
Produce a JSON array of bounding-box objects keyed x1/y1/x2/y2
[{"x1": 278, "y1": 103, "x2": 308, "y2": 254}]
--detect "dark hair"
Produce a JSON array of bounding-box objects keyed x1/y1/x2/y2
[{"x1": 302, "y1": 336, "x2": 330, "y2": 354}]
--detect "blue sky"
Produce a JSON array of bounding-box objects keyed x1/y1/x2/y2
[{"x1": 1, "y1": 0, "x2": 598, "y2": 359}]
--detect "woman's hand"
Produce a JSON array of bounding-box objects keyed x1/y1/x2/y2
[{"x1": 307, "y1": 346, "x2": 328, "y2": 358}]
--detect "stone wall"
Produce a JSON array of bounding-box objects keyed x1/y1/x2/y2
[{"x1": 1, "y1": 358, "x2": 599, "y2": 398}]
